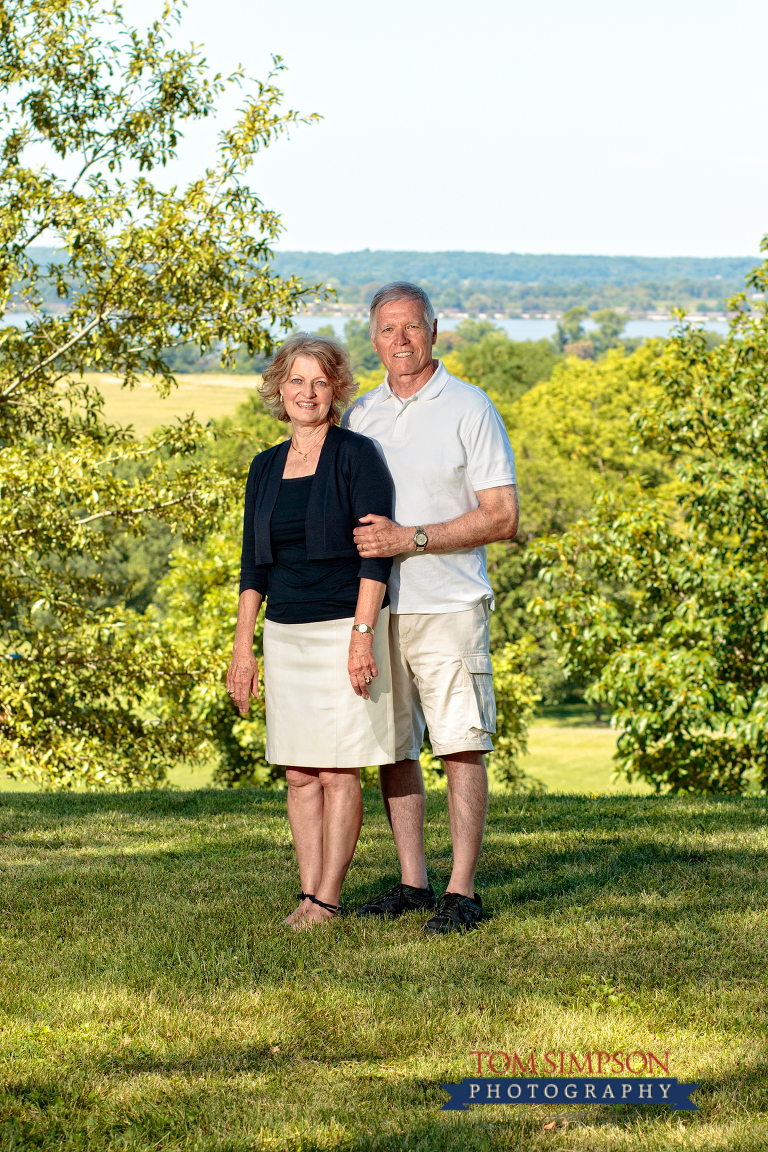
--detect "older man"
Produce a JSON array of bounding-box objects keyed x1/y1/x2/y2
[{"x1": 341, "y1": 282, "x2": 518, "y2": 934}]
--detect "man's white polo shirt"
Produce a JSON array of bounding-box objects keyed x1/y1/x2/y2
[{"x1": 341, "y1": 360, "x2": 516, "y2": 614}]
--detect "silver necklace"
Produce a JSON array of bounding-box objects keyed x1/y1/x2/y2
[{"x1": 291, "y1": 431, "x2": 326, "y2": 462}]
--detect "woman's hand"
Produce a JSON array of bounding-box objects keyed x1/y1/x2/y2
[
  {"x1": 348, "y1": 632, "x2": 378, "y2": 699},
  {"x1": 226, "y1": 651, "x2": 260, "y2": 714}
]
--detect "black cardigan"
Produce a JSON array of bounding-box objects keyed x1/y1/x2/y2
[{"x1": 239, "y1": 424, "x2": 395, "y2": 596}]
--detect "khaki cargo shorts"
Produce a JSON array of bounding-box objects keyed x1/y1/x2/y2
[{"x1": 389, "y1": 601, "x2": 496, "y2": 761}]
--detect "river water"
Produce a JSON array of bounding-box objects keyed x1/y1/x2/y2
[{"x1": 2, "y1": 312, "x2": 731, "y2": 342}]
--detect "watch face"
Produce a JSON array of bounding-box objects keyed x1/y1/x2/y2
[{"x1": 415, "y1": 531, "x2": 427, "y2": 546}]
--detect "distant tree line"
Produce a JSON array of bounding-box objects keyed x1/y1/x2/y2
[
  {"x1": 267, "y1": 249, "x2": 760, "y2": 318},
  {"x1": 269, "y1": 250, "x2": 759, "y2": 287},
  {"x1": 23, "y1": 246, "x2": 754, "y2": 332}
]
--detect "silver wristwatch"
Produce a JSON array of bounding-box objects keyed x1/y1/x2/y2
[
  {"x1": 352, "y1": 623, "x2": 374, "y2": 637},
  {"x1": 414, "y1": 525, "x2": 428, "y2": 552}
]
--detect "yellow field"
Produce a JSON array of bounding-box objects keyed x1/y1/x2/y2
[{"x1": 80, "y1": 372, "x2": 260, "y2": 436}]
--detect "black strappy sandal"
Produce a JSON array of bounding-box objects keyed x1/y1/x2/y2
[{"x1": 305, "y1": 893, "x2": 341, "y2": 916}]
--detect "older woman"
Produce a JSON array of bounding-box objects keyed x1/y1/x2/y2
[{"x1": 227, "y1": 333, "x2": 395, "y2": 928}]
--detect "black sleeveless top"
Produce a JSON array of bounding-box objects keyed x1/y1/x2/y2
[{"x1": 264, "y1": 476, "x2": 389, "y2": 624}]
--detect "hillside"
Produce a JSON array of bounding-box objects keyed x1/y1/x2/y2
[{"x1": 271, "y1": 249, "x2": 760, "y2": 287}]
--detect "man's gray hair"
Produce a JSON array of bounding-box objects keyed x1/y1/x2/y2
[{"x1": 369, "y1": 281, "x2": 436, "y2": 333}]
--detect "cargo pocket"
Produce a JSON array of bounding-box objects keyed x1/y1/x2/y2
[{"x1": 462, "y1": 653, "x2": 496, "y2": 734}]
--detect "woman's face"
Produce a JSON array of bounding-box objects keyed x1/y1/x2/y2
[{"x1": 282, "y1": 354, "x2": 334, "y2": 430}]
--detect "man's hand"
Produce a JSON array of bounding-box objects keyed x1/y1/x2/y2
[
  {"x1": 226, "y1": 651, "x2": 259, "y2": 714},
  {"x1": 354, "y1": 486, "x2": 518, "y2": 559},
  {"x1": 354, "y1": 514, "x2": 412, "y2": 559}
]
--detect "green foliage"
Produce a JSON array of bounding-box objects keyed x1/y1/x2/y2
[
  {"x1": 487, "y1": 344, "x2": 667, "y2": 703},
  {"x1": 144, "y1": 389, "x2": 287, "y2": 788},
  {"x1": 591, "y1": 309, "x2": 628, "y2": 354},
  {"x1": 204, "y1": 392, "x2": 287, "y2": 477},
  {"x1": 342, "y1": 318, "x2": 382, "y2": 373},
  {"x1": 554, "y1": 305, "x2": 588, "y2": 350},
  {"x1": 487, "y1": 640, "x2": 541, "y2": 788},
  {"x1": 0, "y1": 0, "x2": 319, "y2": 788},
  {"x1": 502, "y1": 343, "x2": 667, "y2": 533},
  {"x1": 101, "y1": 519, "x2": 179, "y2": 614},
  {"x1": 152, "y1": 515, "x2": 283, "y2": 788},
  {"x1": 272, "y1": 248, "x2": 758, "y2": 289},
  {"x1": 447, "y1": 331, "x2": 561, "y2": 404},
  {"x1": 433, "y1": 318, "x2": 498, "y2": 356},
  {"x1": 534, "y1": 285, "x2": 768, "y2": 793},
  {"x1": 158, "y1": 341, "x2": 270, "y2": 376}
]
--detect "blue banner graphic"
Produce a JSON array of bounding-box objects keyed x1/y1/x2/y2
[{"x1": 440, "y1": 1077, "x2": 698, "y2": 1111}]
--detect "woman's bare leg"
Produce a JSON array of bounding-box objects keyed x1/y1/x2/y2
[
  {"x1": 298, "y1": 768, "x2": 364, "y2": 927},
  {"x1": 285, "y1": 766, "x2": 323, "y2": 925}
]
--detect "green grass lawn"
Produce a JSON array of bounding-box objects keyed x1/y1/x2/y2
[
  {"x1": 523, "y1": 727, "x2": 652, "y2": 796},
  {"x1": 2, "y1": 788, "x2": 767, "y2": 1150}
]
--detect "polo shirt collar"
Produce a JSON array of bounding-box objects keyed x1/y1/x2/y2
[{"x1": 381, "y1": 360, "x2": 450, "y2": 405}]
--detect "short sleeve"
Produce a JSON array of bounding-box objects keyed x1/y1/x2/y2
[{"x1": 463, "y1": 401, "x2": 516, "y2": 491}]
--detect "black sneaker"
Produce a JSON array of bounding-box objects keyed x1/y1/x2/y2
[
  {"x1": 423, "y1": 891, "x2": 483, "y2": 935},
  {"x1": 356, "y1": 882, "x2": 436, "y2": 918}
]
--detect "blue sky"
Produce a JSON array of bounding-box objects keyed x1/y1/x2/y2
[{"x1": 129, "y1": 0, "x2": 768, "y2": 257}]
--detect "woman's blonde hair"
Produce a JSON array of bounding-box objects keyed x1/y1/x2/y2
[{"x1": 259, "y1": 332, "x2": 357, "y2": 425}]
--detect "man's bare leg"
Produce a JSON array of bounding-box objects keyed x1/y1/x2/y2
[
  {"x1": 378, "y1": 759, "x2": 429, "y2": 889},
  {"x1": 442, "y1": 751, "x2": 488, "y2": 898}
]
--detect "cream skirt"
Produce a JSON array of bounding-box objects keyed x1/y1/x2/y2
[{"x1": 262, "y1": 608, "x2": 395, "y2": 768}]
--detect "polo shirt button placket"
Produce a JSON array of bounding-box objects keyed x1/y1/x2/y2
[{"x1": 391, "y1": 397, "x2": 414, "y2": 442}]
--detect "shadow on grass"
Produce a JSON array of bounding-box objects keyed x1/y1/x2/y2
[
  {"x1": 5, "y1": 1063, "x2": 766, "y2": 1151},
  {"x1": 4, "y1": 790, "x2": 768, "y2": 920},
  {"x1": 3, "y1": 789, "x2": 768, "y2": 1000}
]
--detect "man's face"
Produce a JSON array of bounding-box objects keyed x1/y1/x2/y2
[{"x1": 371, "y1": 298, "x2": 437, "y2": 381}]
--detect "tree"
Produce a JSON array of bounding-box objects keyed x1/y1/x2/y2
[
  {"x1": 341, "y1": 318, "x2": 382, "y2": 373},
  {"x1": 554, "y1": 305, "x2": 588, "y2": 351},
  {"x1": 445, "y1": 331, "x2": 561, "y2": 404},
  {"x1": 534, "y1": 274, "x2": 768, "y2": 793},
  {"x1": 0, "y1": 0, "x2": 320, "y2": 788},
  {"x1": 487, "y1": 343, "x2": 667, "y2": 702},
  {"x1": 591, "y1": 309, "x2": 627, "y2": 354},
  {"x1": 150, "y1": 510, "x2": 280, "y2": 788},
  {"x1": 434, "y1": 318, "x2": 499, "y2": 356}
]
